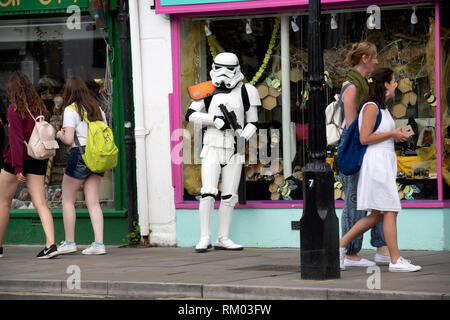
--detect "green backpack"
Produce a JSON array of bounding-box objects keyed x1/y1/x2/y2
[{"x1": 68, "y1": 104, "x2": 118, "y2": 173}]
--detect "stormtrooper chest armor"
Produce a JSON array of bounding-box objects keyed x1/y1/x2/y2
[{"x1": 203, "y1": 83, "x2": 246, "y2": 149}]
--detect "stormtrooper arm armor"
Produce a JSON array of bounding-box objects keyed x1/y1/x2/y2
[
  {"x1": 186, "y1": 100, "x2": 227, "y2": 130},
  {"x1": 240, "y1": 84, "x2": 261, "y2": 140},
  {"x1": 240, "y1": 121, "x2": 257, "y2": 141},
  {"x1": 185, "y1": 100, "x2": 213, "y2": 125}
]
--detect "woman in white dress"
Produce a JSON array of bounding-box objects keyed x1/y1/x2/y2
[{"x1": 339, "y1": 68, "x2": 422, "y2": 272}]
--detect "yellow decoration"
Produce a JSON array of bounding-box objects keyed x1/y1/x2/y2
[
  {"x1": 206, "y1": 18, "x2": 280, "y2": 86},
  {"x1": 250, "y1": 18, "x2": 280, "y2": 85},
  {"x1": 207, "y1": 34, "x2": 218, "y2": 59}
]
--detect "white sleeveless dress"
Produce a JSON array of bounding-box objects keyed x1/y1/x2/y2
[{"x1": 357, "y1": 102, "x2": 401, "y2": 213}]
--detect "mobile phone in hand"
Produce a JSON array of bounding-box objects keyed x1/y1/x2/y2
[{"x1": 401, "y1": 125, "x2": 415, "y2": 137}]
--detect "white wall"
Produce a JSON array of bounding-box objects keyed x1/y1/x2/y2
[{"x1": 133, "y1": 0, "x2": 176, "y2": 245}]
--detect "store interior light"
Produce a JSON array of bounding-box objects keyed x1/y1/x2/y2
[
  {"x1": 204, "y1": 19, "x2": 212, "y2": 36},
  {"x1": 245, "y1": 18, "x2": 253, "y2": 34},
  {"x1": 330, "y1": 14, "x2": 338, "y2": 30},
  {"x1": 411, "y1": 6, "x2": 418, "y2": 25},
  {"x1": 291, "y1": 16, "x2": 300, "y2": 32}
]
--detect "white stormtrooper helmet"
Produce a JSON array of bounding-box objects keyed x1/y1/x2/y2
[{"x1": 210, "y1": 52, "x2": 244, "y2": 89}]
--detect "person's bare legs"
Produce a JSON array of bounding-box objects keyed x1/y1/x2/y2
[
  {"x1": 382, "y1": 211, "x2": 400, "y2": 264},
  {"x1": 340, "y1": 210, "x2": 383, "y2": 249},
  {"x1": 62, "y1": 174, "x2": 85, "y2": 242},
  {"x1": 26, "y1": 174, "x2": 55, "y2": 247},
  {"x1": 0, "y1": 170, "x2": 19, "y2": 247},
  {"x1": 83, "y1": 174, "x2": 103, "y2": 244},
  {"x1": 377, "y1": 245, "x2": 390, "y2": 256}
]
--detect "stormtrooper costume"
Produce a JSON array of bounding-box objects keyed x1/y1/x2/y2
[{"x1": 186, "y1": 52, "x2": 261, "y2": 252}]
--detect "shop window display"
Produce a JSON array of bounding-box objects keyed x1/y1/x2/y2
[
  {"x1": 0, "y1": 15, "x2": 115, "y2": 209},
  {"x1": 439, "y1": 3, "x2": 450, "y2": 199},
  {"x1": 179, "y1": 2, "x2": 439, "y2": 202}
]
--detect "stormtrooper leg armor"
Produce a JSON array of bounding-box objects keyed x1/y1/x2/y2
[
  {"x1": 195, "y1": 155, "x2": 220, "y2": 253},
  {"x1": 214, "y1": 155, "x2": 243, "y2": 251}
]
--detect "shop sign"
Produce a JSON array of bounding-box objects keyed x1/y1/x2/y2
[{"x1": 0, "y1": 0, "x2": 89, "y2": 12}]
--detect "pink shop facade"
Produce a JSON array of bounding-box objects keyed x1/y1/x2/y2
[{"x1": 150, "y1": 0, "x2": 449, "y2": 249}]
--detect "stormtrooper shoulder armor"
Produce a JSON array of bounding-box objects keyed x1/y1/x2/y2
[{"x1": 243, "y1": 83, "x2": 262, "y2": 107}]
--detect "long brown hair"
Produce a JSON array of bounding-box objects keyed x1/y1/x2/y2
[
  {"x1": 62, "y1": 77, "x2": 103, "y2": 122},
  {"x1": 363, "y1": 67, "x2": 394, "y2": 110},
  {"x1": 7, "y1": 72, "x2": 49, "y2": 120}
]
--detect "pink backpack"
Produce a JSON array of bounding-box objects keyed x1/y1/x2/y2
[{"x1": 24, "y1": 108, "x2": 59, "y2": 160}]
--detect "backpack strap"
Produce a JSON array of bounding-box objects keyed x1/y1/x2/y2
[
  {"x1": 73, "y1": 132, "x2": 85, "y2": 154},
  {"x1": 23, "y1": 106, "x2": 43, "y2": 146},
  {"x1": 25, "y1": 106, "x2": 43, "y2": 123},
  {"x1": 67, "y1": 104, "x2": 90, "y2": 124},
  {"x1": 357, "y1": 102, "x2": 382, "y2": 132},
  {"x1": 373, "y1": 103, "x2": 382, "y2": 132},
  {"x1": 67, "y1": 104, "x2": 86, "y2": 154},
  {"x1": 338, "y1": 81, "x2": 354, "y2": 124}
]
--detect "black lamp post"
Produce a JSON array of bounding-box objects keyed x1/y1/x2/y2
[
  {"x1": 118, "y1": 0, "x2": 138, "y2": 234},
  {"x1": 300, "y1": 0, "x2": 340, "y2": 280}
]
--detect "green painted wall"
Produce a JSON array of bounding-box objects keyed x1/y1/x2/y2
[{"x1": 4, "y1": 216, "x2": 128, "y2": 245}]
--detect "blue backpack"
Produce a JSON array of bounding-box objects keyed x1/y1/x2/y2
[{"x1": 337, "y1": 102, "x2": 382, "y2": 176}]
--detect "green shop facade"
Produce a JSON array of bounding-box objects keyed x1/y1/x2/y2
[{"x1": 0, "y1": 0, "x2": 132, "y2": 244}]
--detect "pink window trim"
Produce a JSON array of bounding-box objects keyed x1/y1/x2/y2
[
  {"x1": 176, "y1": 200, "x2": 450, "y2": 209},
  {"x1": 168, "y1": 0, "x2": 444, "y2": 209},
  {"x1": 156, "y1": 0, "x2": 427, "y2": 16}
]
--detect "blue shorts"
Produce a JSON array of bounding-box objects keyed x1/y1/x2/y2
[{"x1": 65, "y1": 146, "x2": 104, "y2": 180}]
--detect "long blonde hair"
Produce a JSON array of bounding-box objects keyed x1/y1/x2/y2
[{"x1": 345, "y1": 42, "x2": 377, "y2": 67}]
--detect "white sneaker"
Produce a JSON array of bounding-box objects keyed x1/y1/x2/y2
[
  {"x1": 82, "y1": 243, "x2": 106, "y2": 255},
  {"x1": 374, "y1": 253, "x2": 391, "y2": 264},
  {"x1": 344, "y1": 258, "x2": 376, "y2": 267},
  {"x1": 195, "y1": 237, "x2": 212, "y2": 253},
  {"x1": 57, "y1": 241, "x2": 77, "y2": 254},
  {"x1": 214, "y1": 237, "x2": 243, "y2": 251},
  {"x1": 389, "y1": 256, "x2": 421, "y2": 272},
  {"x1": 339, "y1": 248, "x2": 346, "y2": 271}
]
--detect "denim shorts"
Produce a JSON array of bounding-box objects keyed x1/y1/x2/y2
[{"x1": 65, "y1": 146, "x2": 104, "y2": 180}]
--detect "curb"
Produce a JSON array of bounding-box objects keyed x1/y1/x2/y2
[{"x1": 0, "y1": 279, "x2": 448, "y2": 300}]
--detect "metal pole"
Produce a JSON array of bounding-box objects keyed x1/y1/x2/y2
[
  {"x1": 299, "y1": 0, "x2": 340, "y2": 280},
  {"x1": 118, "y1": 0, "x2": 138, "y2": 234},
  {"x1": 281, "y1": 16, "x2": 292, "y2": 178}
]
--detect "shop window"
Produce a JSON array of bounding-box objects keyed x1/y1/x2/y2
[
  {"x1": 179, "y1": 2, "x2": 438, "y2": 202},
  {"x1": 440, "y1": 2, "x2": 450, "y2": 199},
  {"x1": 0, "y1": 15, "x2": 115, "y2": 209}
]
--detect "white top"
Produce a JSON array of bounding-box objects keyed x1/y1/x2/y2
[
  {"x1": 62, "y1": 104, "x2": 107, "y2": 148},
  {"x1": 357, "y1": 102, "x2": 401, "y2": 213}
]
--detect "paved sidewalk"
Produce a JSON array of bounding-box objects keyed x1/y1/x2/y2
[{"x1": 0, "y1": 245, "x2": 449, "y2": 300}]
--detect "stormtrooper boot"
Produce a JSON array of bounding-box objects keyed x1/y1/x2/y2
[
  {"x1": 195, "y1": 196, "x2": 214, "y2": 253},
  {"x1": 214, "y1": 200, "x2": 243, "y2": 250}
]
